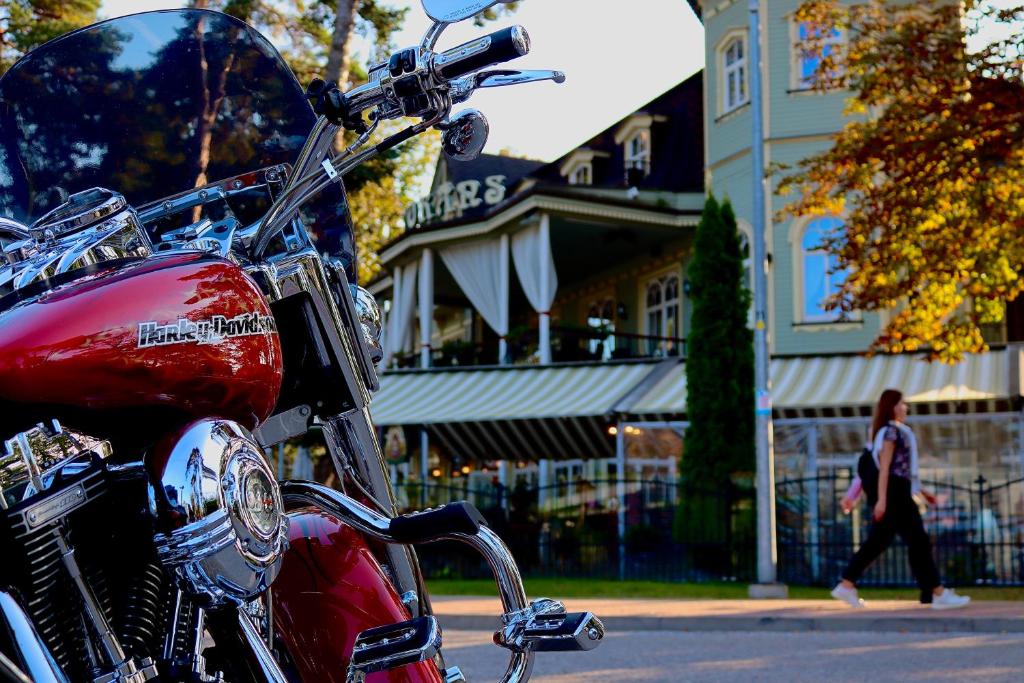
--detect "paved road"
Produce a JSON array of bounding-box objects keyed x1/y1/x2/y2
[
  {"x1": 432, "y1": 597, "x2": 1024, "y2": 633},
  {"x1": 441, "y1": 630, "x2": 1024, "y2": 682}
]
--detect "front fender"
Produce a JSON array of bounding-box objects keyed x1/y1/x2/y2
[{"x1": 272, "y1": 509, "x2": 443, "y2": 683}]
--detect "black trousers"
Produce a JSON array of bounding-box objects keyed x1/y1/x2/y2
[{"x1": 841, "y1": 478, "x2": 940, "y2": 593}]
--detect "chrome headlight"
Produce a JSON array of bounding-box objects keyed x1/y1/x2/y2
[{"x1": 148, "y1": 419, "x2": 288, "y2": 606}]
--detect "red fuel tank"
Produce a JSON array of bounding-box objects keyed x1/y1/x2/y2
[{"x1": 0, "y1": 252, "x2": 282, "y2": 431}]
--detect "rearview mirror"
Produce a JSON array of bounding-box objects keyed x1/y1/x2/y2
[{"x1": 421, "y1": 0, "x2": 511, "y2": 24}]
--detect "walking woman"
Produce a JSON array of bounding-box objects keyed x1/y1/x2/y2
[{"x1": 831, "y1": 389, "x2": 971, "y2": 609}]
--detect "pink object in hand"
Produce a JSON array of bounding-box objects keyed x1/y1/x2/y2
[{"x1": 841, "y1": 477, "x2": 863, "y2": 514}]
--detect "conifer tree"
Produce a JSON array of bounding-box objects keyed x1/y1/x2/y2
[
  {"x1": 674, "y1": 195, "x2": 755, "y2": 574},
  {"x1": 0, "y1": 1, "x2": 100, "y2": 72}
]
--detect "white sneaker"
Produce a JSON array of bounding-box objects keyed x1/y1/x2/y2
[
  {"x1": 830, "y1": 583, "x2": 865, "y2": 608},
  {"x1": 931, "y1": 588, "x2": 971, "y2": 610}
]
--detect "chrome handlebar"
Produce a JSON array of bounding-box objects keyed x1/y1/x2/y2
[
  {"x1": 248, "y1": 19, "x2": 559, "y2": 261},
  {"x1": 341, "y1": 25, "x2": 534, "y2": 125},
  {"x1": 343, "y1": 80, "x2": 389, "y2": 120}
]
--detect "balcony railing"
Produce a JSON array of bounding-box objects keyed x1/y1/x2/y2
[{"x1": 391, "y1": 326, "x2": 685, "y2": 369}]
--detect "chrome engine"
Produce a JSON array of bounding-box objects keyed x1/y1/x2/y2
[
  {"x1": 0, "y1": 419, "x2": 287, "y2": 682},
  {"x1": 1, "y1": 422, "x2": 166, "y2": 681}
]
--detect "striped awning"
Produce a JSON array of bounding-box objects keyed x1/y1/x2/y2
[
  {"x1": 622, "y1": 349, "x2": 1016, "y2": 418},
  {"x1": 371, "y1": 352, "x2": 1015, "y2": 460},
  {"x1": 372, "y1": 362, "x2": 657, "y2": 425},
  {"x1": 625, "y1": 360, "x2": 686, "y2": 415},
  {"x1": 371, "y1": 362, "x2": 660, "y2": 461},
  {"x1": 772, "y1": 350, "x2": 1011, "y2": 409}
]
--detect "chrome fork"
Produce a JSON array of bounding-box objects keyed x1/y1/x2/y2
[{"x1": 321, "y1": 410, "x2": 430, "y2": 618}]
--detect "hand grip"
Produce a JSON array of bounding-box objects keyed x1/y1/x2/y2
[
  {"x1": 388, "y1": 501, "x2": 486, "y2": 544},
  {"x1": 434, "y1": 26, "x2": 531, "y2": 81}
]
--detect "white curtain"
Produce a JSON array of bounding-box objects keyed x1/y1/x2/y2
[
  {"x1": 439, "y1": 236, "x2": 509, "y2": 340},
  {"x1": 512, "y1": 215, "x2": 557, "y2": 363},
  {"x1": 511, "y1": 217, "x2": 557, "y2": 315},
  {"x1": 385, "y1": 261, "x2": 418, "y2": 364}
]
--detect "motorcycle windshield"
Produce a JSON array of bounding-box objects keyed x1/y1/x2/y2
[{"x1": 0, "y1": 9, "x2": 354, "y2": 266}]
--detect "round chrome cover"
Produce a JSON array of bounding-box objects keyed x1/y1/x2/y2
[
  {"x1": 149, "y1": 419, "x2": 288, "y2": 606},
  {"x1": 30, "y1": 188, "x2": 128, "y2": 242},
  {"x1": 1, "y1": 187, "x2": 152, "y2": 294}
]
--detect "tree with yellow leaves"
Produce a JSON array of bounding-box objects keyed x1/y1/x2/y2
[{"x1": 779, "y1": 0, "x2": 1024, "y2": 361}]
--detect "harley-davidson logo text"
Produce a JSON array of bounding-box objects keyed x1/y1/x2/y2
[{"x1": 137, "y1": 312, "x2": 277, "y2": 348}]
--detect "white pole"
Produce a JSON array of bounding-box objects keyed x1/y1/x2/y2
[
  {"x1": 538, "y1": 213, "x2": 552, "y2": 365},
  {"x1": 498, "y1": 460, "x2": 511, "y2": 519},
  {"x1": 749, "y1": 0, "x2": 782, "y2": 595},
  {"x1": 499, "y1": 233, "x2": 510, "y2": 365},
  {"x1": 419, "y1": 249, "x2": 434, "y2": 368}
]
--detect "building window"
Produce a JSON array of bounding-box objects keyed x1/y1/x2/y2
[
  {"x1": 624, "y1": 130, "x2": 651, "y2": 179},
  {"x1": 722, "y1": 36, "x2": 748, "y2": 113},
  {"x1": 645, "y1": 273, "x2": 682, "y2": 356},
  {"x1": 801, "y1": 216, "x2": 846, "y2": 322},
  {"x1": 794, "y1": 22, "x2": 842, "y2": 90},
  {"x1": 586, "y1": 298, "x2": 616, "y2": 360},
  {"x1": 569, "y1": 163, "x2": 592, "y2": 186}
]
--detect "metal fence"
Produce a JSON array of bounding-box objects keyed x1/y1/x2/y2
[
  {"x1": 394, "y1": 478, "x2": 756, "y2": 582},
  {"x1": 777, "y1": 473, "x2": 1024, "y2": 587},
  {"x1": 395, "y1": 473, "x2": 1024, "y2": 586}
]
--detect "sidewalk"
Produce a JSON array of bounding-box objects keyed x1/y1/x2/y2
[{"x1": 432, "y1": 595, "x2": 1023, "y2": 633}]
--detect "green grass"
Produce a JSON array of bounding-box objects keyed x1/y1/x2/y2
[{"x1": 426, "y1": 578, "x2": 1024, "y2": 602}]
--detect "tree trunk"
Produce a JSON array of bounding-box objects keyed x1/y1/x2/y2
[{"x1": 325, "y1": 0, "x2": 360, "y2": 88}]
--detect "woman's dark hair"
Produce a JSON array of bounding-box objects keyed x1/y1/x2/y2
[{"x1": 872, "y1": 389, "x2": 903, "y2": 439}]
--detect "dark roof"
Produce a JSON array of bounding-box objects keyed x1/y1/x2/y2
[
  {"x1": 397, "y1": 71, "x2": 705, "y2": 245},
  {"x1": 527, "y1": 71, "x2": 704, "y2": 194},
  {"x1": 420, "y1": 153, "x2": 544, "y2": 225}
]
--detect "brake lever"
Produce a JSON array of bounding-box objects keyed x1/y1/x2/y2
[
  {"x1": 450, "y1": 69, "x2": 566, "y2": 104},
  {"x1": 476, "y1": 69, "x2": 566, "y2": 88}
]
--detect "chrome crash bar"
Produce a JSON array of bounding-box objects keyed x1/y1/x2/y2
[{"x1": 281, "y1": 481, "x2": 604, "y2": 683}]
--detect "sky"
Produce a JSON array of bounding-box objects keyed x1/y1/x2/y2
[{"x1": 99, "y1": 0, "x2": 705, "y2": 162}]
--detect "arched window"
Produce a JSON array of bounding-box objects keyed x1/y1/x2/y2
[
  {"x1": 722, "y1": 36, "x2": 748, "y2": 113},
  {"x1": 625, "y1": 130, "x2": 651, "y2": 177},
  {"x1": 801, "y1": 216, "x2": 846, "y2": 321},
  {"x1": 645, "y1": 274, "x2": 682, "y2": 356},
  {"x1": 569, "y1": 163, "x2": 592, "y2": 186},
  {"x1": 794, "y1": 22, "x2": 842, "y2": 90}
]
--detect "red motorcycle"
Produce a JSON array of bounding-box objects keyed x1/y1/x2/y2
[{"x1": 0, "y1": 1, "x2": 599, "y2": 681}]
